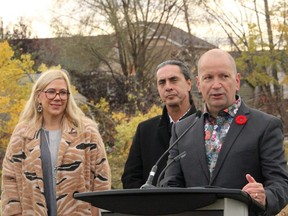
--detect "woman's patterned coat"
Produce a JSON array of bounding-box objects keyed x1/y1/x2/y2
[{"x1": 1, "y1": 117, "x2": 111, "y2": 215}]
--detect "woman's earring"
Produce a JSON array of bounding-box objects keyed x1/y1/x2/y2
[{"x1": 37, "y1": 102, "x2": 43, "y2": 113}]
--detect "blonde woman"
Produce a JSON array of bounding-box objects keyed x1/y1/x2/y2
[{"x1": 1, "y1": 69, "x2": 111, "y2": 215}]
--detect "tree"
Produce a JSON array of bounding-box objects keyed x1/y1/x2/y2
[
  {"x1": 1, "y1": 17, "x2": 37, "y2": 64},
  {"x1": 52, "y1": 0, "x2": 204, "y2": 113},
  {"x1": 1, "y1": 17, "x2": 33, "y2": 40},
  {"x1": 0, "y1": 41, "x2": 37, "y2": 152}
]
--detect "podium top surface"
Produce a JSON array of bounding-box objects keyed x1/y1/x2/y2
[{"x1": 74, "y1": 187, "x2": 265, "y2": 215}]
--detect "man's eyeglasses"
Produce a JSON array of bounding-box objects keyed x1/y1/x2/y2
[{"x1": 43, "y1": 88, "x2": 70, "y2": 100}]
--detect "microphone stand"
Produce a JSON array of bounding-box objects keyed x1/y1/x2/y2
[
  {"x1": 156, "y1": 151, "x2": 186, "y2": 187},
  {"x1": 140, "y1": 111, "x2": 202, "y2": 189}
]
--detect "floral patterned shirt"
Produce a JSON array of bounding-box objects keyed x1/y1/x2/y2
[{"x1": 204, "y1": 96, "x2": 241, "y2": 177}]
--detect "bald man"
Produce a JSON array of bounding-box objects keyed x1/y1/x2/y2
[{"x1": 161, "y1": 49, "x2": 288, "y2": 215}]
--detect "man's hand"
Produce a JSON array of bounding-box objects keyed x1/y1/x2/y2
[{"x1": 242, "y1": 174, "x2": 266, "y2": 207}]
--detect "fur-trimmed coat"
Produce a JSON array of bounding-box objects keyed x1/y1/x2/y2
[{"x1": 1, "y1": 117, "x2": 111, "y2": 215}]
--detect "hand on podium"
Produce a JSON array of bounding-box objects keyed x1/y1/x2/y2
[{"x1": 242, "y1": 174, "x2": 266, "y2": 207}]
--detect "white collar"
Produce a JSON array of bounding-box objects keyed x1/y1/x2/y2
[{"x1": 168, "y1": 106, "x2": 191, "y2": 123}]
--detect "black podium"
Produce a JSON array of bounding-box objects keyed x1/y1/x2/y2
[{"x1": 74, "y1": 187, "x2": 265, "y2": 216}]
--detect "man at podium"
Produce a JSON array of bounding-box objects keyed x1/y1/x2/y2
[{"x1": 161, "y1": 49, "x2": 288, "y2": 215}]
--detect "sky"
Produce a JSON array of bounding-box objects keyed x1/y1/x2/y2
[
  {"x1": 0, "y1": 0, "x2": 235, "y2": 43},
  {"x1": 0, "y1": 0, "x2": 222, "y2": 38},
  {"x1": 0, "y1": 0, "x2": 55, "y2": 38}
]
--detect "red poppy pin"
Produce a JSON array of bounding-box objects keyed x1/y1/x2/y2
[{"x1": 235, "y1": 115, "x2": 247, "y2": 125}]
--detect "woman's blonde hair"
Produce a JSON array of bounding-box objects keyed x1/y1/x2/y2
[{"x1": 19, "y1": 69, "x2": 87, "y2": 131}]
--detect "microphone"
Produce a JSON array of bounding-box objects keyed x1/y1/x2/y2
[
  {"x1": 140, "y1": 110, "x2": 202, "y2": 189},
  {"x1": 156, "y1": 151, "x2": 186, "y2": 187}
]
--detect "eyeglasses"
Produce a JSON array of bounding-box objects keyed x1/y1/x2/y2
[{"x1": 43, "y1": 88, "x2": 70, "y2": 100}]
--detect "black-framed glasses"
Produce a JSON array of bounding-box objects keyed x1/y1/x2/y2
[{"x1": 43, "y1": 88, "x2": 70, "y2": 100}]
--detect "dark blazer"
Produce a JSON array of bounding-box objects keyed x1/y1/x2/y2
[
  {"x1": 121, "y1": 106, "x2": 196, "y2": 189},
  {"x1": 161, "y1": 102, "x2": 288, "y2": 215}
]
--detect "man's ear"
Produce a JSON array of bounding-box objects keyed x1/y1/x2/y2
[
  {"x1": 187, "y1": 79, "x2": 192, "y2": 91},
  {"x1": 236, "y1": 73, "x2": 241, "y2": 91},
  {"x1": 196, "y1": 76, "x2": 201, "y2": 93}
]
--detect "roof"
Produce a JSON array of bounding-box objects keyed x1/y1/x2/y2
[
  {"x1": 6, "y1": 22, "x2": 216, "y2": 73},
  {"x1": 141, "y1": 22, "x2": 216, "y2": 49}
]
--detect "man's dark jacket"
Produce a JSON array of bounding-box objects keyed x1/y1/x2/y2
[
  {"x1": 161, "y1": 102, "x2": 288, "y2": 215},
  {"x1": 121, "y1": 105, "x2": 196, "y2": 189}
]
